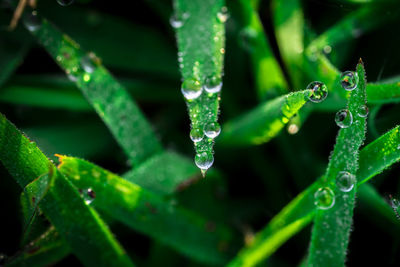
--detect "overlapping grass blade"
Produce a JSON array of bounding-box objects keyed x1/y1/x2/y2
[
  {"x1": 220, "y1": 90, "x2": 311, "y2": 146},
  {"x1": 172, "y1": 0, "x2": 226, "y2": 169},
  {"x1": 58, "y1": 156, "x2": 238, "y2": 265},
  {"x1": 0, "y1": 113, "x2": 134, "y2": 267}
]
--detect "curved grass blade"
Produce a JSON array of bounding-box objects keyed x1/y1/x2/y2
[
  {"x1": 172, "y1": 0, "x2": 226, "y2": 174},
  {"x1": 0, "y1": 113, "x2": 134, "y2": 267},
  {"x1": 307, "y1": 61, "x2": 367, "y2": 266},
  {"x1": 23, "y1": 13, "x2": 162, "y2": 166},
  {"x1": 237, "y1": 0, "x2": 288, "y2": 99},
  {"x1": 228, "y1": 123, "x2": 400, "y2": 266},
  {"x1": 57, "y1": 156, "x2": 238, "y2": 265},
  {"x1": 220, "y1": 90, "x2": 311, "y2": 146}
]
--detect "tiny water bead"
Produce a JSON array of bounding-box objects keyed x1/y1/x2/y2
[
  {"x1": 81, "y1": 55, "x2": 96, "y2": 73},
  {"x1": 307, "y1": 81, "x2": 328, "y2": 103},
  {"x1": 81, "y1": 188, "x2": 96, "y2": 205},
  {"x1": 169, "y1": 12, "x2": 190, "y2": 29},
  {"x1": 217, "y1": 6, "x2": 229, "y2": 23},
  {"x1": 335, "y1": 109, "x2": 353, "y2": 128},
  {"x1": 23, "y1": 11, "x2": 41, "y2": 32},
  {"x1": 340, "y1": 71, "x2": 359, "y2": 91},
  {"x1": 204, "y1": 122, "x2": 221, "y2": 138},
  {"x1": 357, "y1": 105, "x2": 369, "y2": 118},
  {"x1": 56, "y1": 0, "x2": 74, "y2": 6},
  {"x1": 204, "y1": 75, "x2": 222, "y2": 94},
  {"x1": 336, "y1": 171, "x2": 356, "y2": 192},
  {"x1": 190, "y1": 128, "x2": 204, "y2": 143},
  {"x1": 181, "y1": 78, "x2": 202, "y2": 100},
  {"x1": 314, "y1": 187, "x2": 335, "y2": 210},
  {"x1": 195, "y1": 151, "x2": 214, "y2": 171}
]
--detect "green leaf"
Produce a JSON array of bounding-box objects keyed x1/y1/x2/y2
[
  {"x1": 0, "y1": 113, "x2": 134, "y2": 267},
  {"x1": 58, "y1": 156, "x2": 238, "y2": 265},
  {"x1": 25, "y1": 15, "x2": 162, "y2": 166},
  {"x1": 236, "y1": 0, "x2": 288, "y2": 99},
  {"x1": 172, "y1": 0, "x2": 226, "y2": 173},
  {"x1": 307, "y1": 61, "x2": 368, "y2": 266},
  {"x1": 220, "y1": 90, "x2": 312, "y2": 146}
]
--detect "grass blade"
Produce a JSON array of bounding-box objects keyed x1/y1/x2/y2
[
  {"x1": 220, "y1": 90, "x2": 311, "y2": 146},
  {"x1": 172, "y1": 0, "x2": 226, "y2": 174},
  {"x1": 307, "y1": 61, "x2": 368, "y2": 266},
  {"x1": 0, "y1": 113, "x2": 134, "y2": 267},
  {"x1": 57, "y1": 156, "x2": 238, "y2": 265}
]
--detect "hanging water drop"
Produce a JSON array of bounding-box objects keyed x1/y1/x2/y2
[
  {"x1": 307, "y1": 81, "x2": 328, "y2": 103},
  {"x1": 56, "y1": 0, "x2": 74, "y2": 6},
  {"x1": 181, "y1": 78, "x2": 202, "y2": 100},
  {"x1": 195, "y1": 151, "x2": 214, "y2": 173},
  {"x1": 23, "y1": 11, "x2": 41, "y2": 32},
  {"x1": 204, "y1": 122, "x2": 221, "y2": 138},
  {"x1": 314, "y1": 187, "x2": 335, "y2": 210},
  {"x1": 81, "y1": 188, "x2": 96, "y2": 205},
  {"x1": 190, "y1": 128, "x2": 204, "y2": 143},
  {"x1": 335, "y1": 109, "x2": 353, "y2": 128},
  {"x1": 336, "y1": 171, "x2": 356, "y2": 192},
  {"x1": 204, "y1": 75, "x2": 222, "y2": 94},
  {"x1": 340, "y1": 71, "x2": 359, "y2": 91},
  {"x1": 357, "y1": 105, "x2": 369, "y2": 118},
  {"x1": 217, "y1": 6, "x2": 229, "y2": 23}
]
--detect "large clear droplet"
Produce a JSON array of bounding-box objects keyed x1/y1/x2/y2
[
  {"x1": 195, "y1": 151, "x2": 214, "y2": 171},
  {"x1": 204, "y1": 122, "x2": 221, "y2": 138},
  {"x1": 56, "y1": 0, "x2": 74, "y2": 6},
  {"x1": 23, "y1": 11, "x2": 41, "y2": 32},
  {"x1": 190, "y1": 128, "x2": 204, "y2": 143},
  {"x1": 336, "y1": 171, "x2": 356, "y2": 192},
  {"x1": 357, "y1": 105, "x2": 369, "y2": 118},
  {"x1": 335, "y1": 109, "x2": 353, "y2": 128},
  {"x1": 204, "y1": 75, "x2": 222, "y2": 94},
  {"x1": 340, "y1": 71, "x2": 359, "y2": 91},
  {"x1": 314, "y1": 187, "x2": 335, "y2": 210},
  {"x1": 181, "y1": 78, "x2": 202, "y2": 100},
  {"x1": 307, "y1": 81, "x2": 328, "y2": 103}
]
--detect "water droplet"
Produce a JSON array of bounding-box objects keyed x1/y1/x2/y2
[
  {"x1": 340, "y1": 71, "x2": 359, "y2": 91},
  {"x1": 80, "y1": 54, "x2": 98, "y2": 73},
  {"x1": 23, "y1": 11, "x2": 41, "y2": 32},
  {"x1": 307, "y1": 81, "x2": 328, "y2": 103},
  {"x1": 287, "y1": 124, "x2": 299, "y2": 135},
  {"x1": 323, "y1": 45, "x2": 332, "y2": 54},
  {"x1": 314, "y1": 187, "x2": 335, "y2": 210},
  {"x1": 195, "y1": 151, "x2": 214, "y2": 171},
  {"x1": 335, "y1": 109, "x2": 353, "y2": 128},
  {"x1": 181, "y1": 78, "x2": 202, "y2": 100},
  {"x1": 204, "y1": 75, "x2": 222, "y2": 94},
  {"x1": 204, "y1": 122, "x2": 221, "y2": 138},
  {"x1": 239, "y1": 27, "x2": 258, "y2": 52},
  {"x1": 0, "y1": 253, "x2": 7, "y2": 264},
  {"x1": 169, "y1": 12, "x2": 189, "y2": 29},
  {"x1": 56, "y1": 0, "x2": 74, "y2": 6},
  {"x1": 336, "y1": 171, "x2": 356, "y2": 192},
  {"x1": 217, "y1": 6, "x2": 229, "y2": 23},
  {"x1": 357, "y1": 105, "x2": 369, "y2": 118},
  {"x1": 190, "y1": 128, "x2": 204, "y2": 143},
  {"x1": 81, "y1": 188, "x2": 96, "y2": 205}
]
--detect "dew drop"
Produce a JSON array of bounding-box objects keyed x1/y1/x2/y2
[
  {"x1": 340, "y1": 71, "x2": 359, "y2": 91},
  {"x1": 190, "y1": 128, "x2": 204, "y2": 143},
  {"x1": 81, "y1": 188, "x2": 96, "y2": 205},
  {"x1": 170, "y1": 12, "x2": 189, "y2": 29},
  {"x1": 0, "y1": 253, "x2": 7, "y2": 264},
  {"x1": 56, "y1": 0, "x2": 74, "y2": 6},
  {"x1": 195, "y1": 151, "x2": 214, "y2": 171},
  {"x1": 314, "y1": 187, "x2": 335, "y2": 210},
  {"x1": 336, "y1": 171, "x2": 356, "y2": 192},
  {"x1": 217, "y1": 7, "x2": 229, "y2": 23},
  {"x1": 239, "y1": 27, "x2": 258, "y2": 52},
  {"x1": 204, "y1": 75, "x2": 222, "y2": 94},
  {"x1": 81, "y1": 54, "x2": 96, "y2": 73},
  {"x1": 335, "y1": 109, "x2": 353, "y2": 128},
  {"x1": 357, "y1": 105, "x2": 369, "y2": 118},
  {"x1": 204, "y1": 122, "x2": 221, "y2": 138},
  {"x1": 181, "y1": 78, "x2": 202, "y2": 100},
  {"x1": 307, "y1": 81, "x2": 328, "y2": 103},
  {"x1": 23, "y1": 11, "x2": 41, "y2": 32}
]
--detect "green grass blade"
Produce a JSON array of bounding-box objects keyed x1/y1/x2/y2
[
  {"x1": 0, "y1": 113, "x2": 134, "y2": 267},
  {"x1": 58, "y1": 156, "x2": 238, "y2": 265},
  {"x1": 307, "y1": 61, "x2": 368, "y2": 266},
  {"x1": 24, "y1": 14, "x2": 162, "y2": 166},
  {"x1": 220, "y1": 90, "x2": 312, "y2": 146},
  {"x1": 6, "y1": 227, "x2": 69, "y2": 267},
  {"x1": 366, "y1": 82, "x2": 400, "y2": 104},
  {"x1": 123, "y1": 151, "x2": 199, "y2": 195},
  {"x1": 173, "y1": 0, "x2": 226, "y2": 173},
  {"x1": 237, "y1": 0, "x2": 288, "y2": 99}
]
